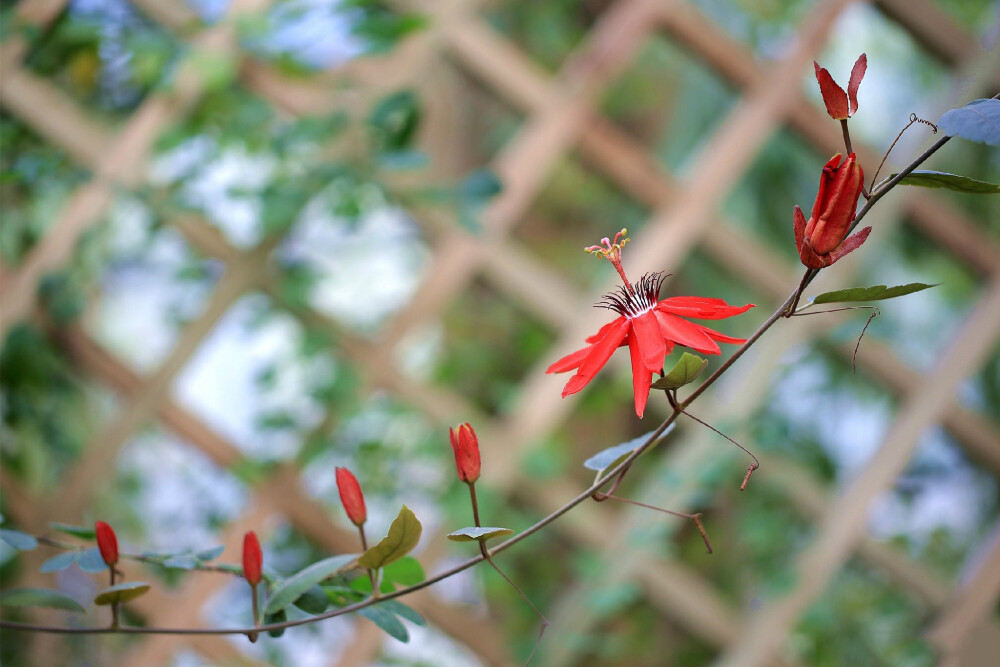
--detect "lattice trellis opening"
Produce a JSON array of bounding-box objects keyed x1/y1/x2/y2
[{"x1": 1, "y1": 0, "x2": 999, "y2": 665}]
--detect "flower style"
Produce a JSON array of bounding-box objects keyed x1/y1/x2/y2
[
  {"x1": 794, "y1": 152, "x2": 870, "y2": 269},
  {"x1": 242, "y1": 531, "x2": 262, "y2": 586},
  {"x1": 814, "y1": 54, "x2": 866, "y2": 120},
  {"x1": 449, "y1": 423, "x2": 481, "y2": 484},
  {"x1": 94, "y1": 521, "x2": 119, "y2": 567},
  {"x1": 547, "y1": 230, "x2": 754, "y2": 418},
  {"x1": 336, "y1": 467, "x2": 367, "y2": 526}
]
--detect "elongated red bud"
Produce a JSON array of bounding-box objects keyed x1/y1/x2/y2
[
  {"x1": 94, "y1": 521, "x2": 119, "y2": 567},
  {"x1": 336, "y1": 467, "x2": 367, "y2": 526},
  {"x1": 449, "y1": 423, "x2": 481, "y2": 484},
  {"x1": 242, "y1": 531, "x2": 262, "y2": 586},
  {"x1": 794, "y1": 153, "x2": 869, "y2": 269}
]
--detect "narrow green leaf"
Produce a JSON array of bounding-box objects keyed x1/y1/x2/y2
[
  {"x1": 94, "y1": 582, "x2": 151, "y2": 606},
  {"x1": 358, "y1": 605, "x2": 409, "y2": 642},
  {"x1": 379, "y1": 556, "x2": 426, "y2": 593},
  {"x1": 358, "y1": 506, "x2": 422, "y2": 570},
  {"x1": 890, "y1": 170, "x2": 1000, "y2": 194},
  {"x1": 263, "y1": 554, "x2": 358, "y2": 616},
  {"x1": 77, "y1": 547, "x2": 109, "y2": 573},
  {"x1": 49, "y1": 522, "x2": 96, "y2": 540},
  {"x1": 163, "y1": 554, "x2": 198, "y2": 570},
  {"x1": 379, "y1": 599, "x2": 426, "y2": 626},
  {"x1": 583, "y1": 426, "x2": 674, "y2": 473},
  {"x1": 651, "y1": 352, "x2": 708, "y2": 390},
  {"x1": 40, "y1": 551, "x2": 80, "y2": 573},
  {"x1": 0, "y1": 587, "x2": 84, "y2": 613},
  {"x1": 813, "y1": 283, "x2": 938, "y2": 304},
  {"x1": 292, "y1": 585, "x2": 330, "y2": 615},
  {"x1": 0, "y1": 528, "x2": 38, "y2": 551},
  {"x1": 195, "y1": 545, "x2": 225, "y2": 561},
  {"x1": 446, "y1": 527, "x2": 513, "y2": 543}
]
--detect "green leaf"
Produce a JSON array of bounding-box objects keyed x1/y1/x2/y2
[
  {"x1": 0, "y1": 528, "x2": 38, "y2": 551},
  {"x1": 40, "y1": 551, "x2": 80, "y2": 573},
  {"x1": 938, "y1": 98, "x2": 1000, "y2": 146},
  {"x1": 459, "y1": 168, "x2": 503, "y2": 201},
  {"x1": 369, "y1": 90, "x2": 420, "y2": 150},
  {"x1": 195, "y1": 546, "x2": 225, "y2": 561},
  {"x1": 813, "y1": 283, "x2": 938, "y2": 304},
  {"x1": 94, "y1": 582, "x2": 151, "y2": 606},
  {"x1": 49, "y1": 522, "x2": 96, "y2": 540},
  {"x1": 265, "y1": 609, "x2": 287, "y2": 638},
  {"x1": 358, "y1": 505, "x2": 422, "y2": 570},
  {"x1": 379, "y1": 556, "x2": 425, "y2": 594},
  {"x1": 583, "y1": 426, "x2": 674, "y2": 473},
  {"x1": 378, "y1": 150, "x2": 428, "y2": 170},
  {"x1": 358, "y1": 604, "x2": 409, "y2": 642},
  {"x1": 77, "y1": 547, "x2": 109, "y2": 573},
  {"x1": 890, "y1": 170, "x2": 1000, "y2": 193},
  {"x1": 446, "y1": 527, "x2": 513, "y2": 543},
  {"x1": 651, "y1": 353, "x2": 708, "y2": 390},
  {"x1": 163, "y1": 554, "x2": 198, "y2": 570},
  {"x1": 0, "y1": 587, "x2": 85, "y2": 613},
  {"x1": 291, "y1": 585, "x2": 330, "y2": 615},
  {"x1": 379, "y1": 599, "x2": 425, "y2": 626},
  {"x1": 263, "y1": 554, "x2": 358, "y2": 616}
]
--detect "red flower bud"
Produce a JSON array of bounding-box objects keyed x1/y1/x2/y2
[
  {"x1": 336, "y1": 467, "x2": 367, "y2": 526},
  {"x1": 794, "y1": 153, "x2": 871, "y2": 269},
  {"x1": 94, "y1": 521, "x2": 118, "y2": 567},
  {"x1": 814, "y1": 54, "x2": 866, "y2": 120},
  {"x1": 449, "y1": 423, "x2": 481, "y2": 484},
  {"x1": 242, "y1": 531, "x2": 262, "y2": 586}
]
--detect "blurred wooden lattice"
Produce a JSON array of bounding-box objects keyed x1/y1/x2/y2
[{"x1": 1, "y1": 0, "x2": 999, "y2": 665}]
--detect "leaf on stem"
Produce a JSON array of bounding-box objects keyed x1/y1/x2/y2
[
  {"x1": 583, "y1": 426, "x2": 674, "y2": 474},
  {"x1": 263, "y1": 554, "x2": 359, "y2": 616},
  {"x1": 813, "y1": 283, "x2": 937, "y2": 304},
  {"x1": 49, "y1": 522, "x2": 96, "y2": 540},
  {"x1": 195, "y1": 545, "x2": 225, "y2": 561},
  {"x1": 77, "y1": 547, "x2": 109, "y2": 573},
  {"x1": 40, "y1": 551, "x2": 81, "y2": 573},
  {"x1": 889, "y1": 170, "x2": 999, "y2": 194},
  {"x1": 94, "y1": 582, "x2": 151, "y2": 606},
  {"x1": 358, "y1": 604, "x2": 411, "y2": 642},
  {"x1": 651, "y1": 352, "x2": 709, "y2": 390},
  {"x1": 0, "y1": 587, "x2": 85, "y2": 613},
  {"x1": 291, "y1": 585, "x2": 330, "y2": 615},
  {"x1": 446, "y1": 527, "x2": 513, "y2": 543},
  {"x1": 0, "y1": 528, "x2": 38, "y2": 551},
  {"x1": 937, "y1": 99, "x2": 1000, "y2": 146},
  {"x1": 358, "y1": 505, "x2": 422, "y2": 570}
]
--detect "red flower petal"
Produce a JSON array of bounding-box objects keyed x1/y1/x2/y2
[
  {"x1": 585, "y1": 316, "x2": 630, "y2": 345},
  {"x1": 847, "y1": 54, "x2": 866, "y2": 117},
  {"x1": 655, "y1": 311, "x2": 720, "y2": 355},
  {"x1": 657, "y1": 297, "x2": 754, "y2": 320},
  {"x1": 814, "y1": 61, "x2": 849, "y2": 120},
  {"x1": 630, "y1": 310, "x2": 667, "y2": 372},
  {"x1": 561, "y1": 317, "x2": 629, "y2": 397},
  {"x1": 628, "y1": 334, "x2": 653, "y2": 418},
  {"x1": 546, "y1": 345, "x2": 591, "y2": 374}
]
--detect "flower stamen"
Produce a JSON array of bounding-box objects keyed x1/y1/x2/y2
[{"x1": 586, "y1": 228, "x2": 633, "y2": 293}]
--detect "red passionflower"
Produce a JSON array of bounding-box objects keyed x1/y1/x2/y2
[
  {"x1": 814, "y1": 54, "x2": 866, "y2": 120},
  {"x1": 94, "y1": 521, "x2": 119, "y2": 567},
  {"x1": 547, "y1": 230, "x2": 754, "y2": 418},
  {"x1": 449, "y1": 423, "x2": 481, "y2": 484}
]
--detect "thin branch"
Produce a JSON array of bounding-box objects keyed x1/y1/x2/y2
[
  {"x1": 597, "y1": 494, "x2": 712, "y2": 554},
  {"x1": 484, "y1": 557, "x2": 549, "y2": 665}
]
